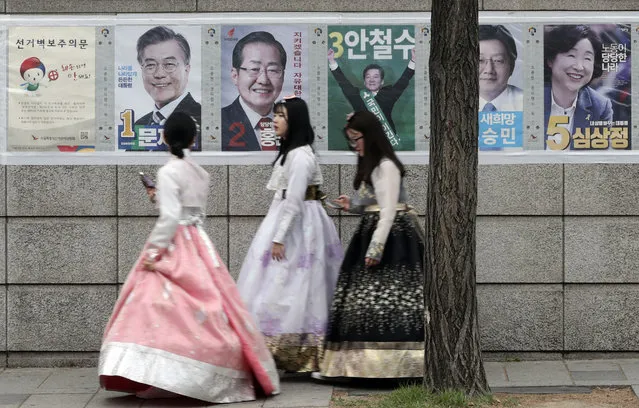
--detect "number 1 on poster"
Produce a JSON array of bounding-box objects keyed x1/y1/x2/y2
[{"x1": 120, "y1": 109, "x2": 135, "y2": 138}]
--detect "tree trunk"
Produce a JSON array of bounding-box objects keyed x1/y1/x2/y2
[{"x1": 424, "y1": 0, "x2": 489, "y2": 395}]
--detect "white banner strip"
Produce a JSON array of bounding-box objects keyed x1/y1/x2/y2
[{"x1": 6, "y1": 11, "x2": 639, "y2": 25}]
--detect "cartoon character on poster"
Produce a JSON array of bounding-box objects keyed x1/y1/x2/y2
[
  {"x1": 7, "y1": 27, "x2": 96, "y2": 152},
  {"x1": 544, "y1": 24, "x2": 631, "y2": 150},
  {"x1": 19, "y1": 57, "x2": 50, "y2": 92},
  {"x1": 115, "y1": 25, "x2": 202, "y2": 151}
]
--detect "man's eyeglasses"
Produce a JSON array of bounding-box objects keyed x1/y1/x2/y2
[
  {"x1": 348, "y1": 136, "x2": 363, "y2": 147},
  {"x1": 239, "y1": 66, "x2": 284, "y2": 79},
  {"x1": 142, "y1": 61, "x2": 180, "y2": 74},
  {"x1": 479, "y1": 58, "x2": 506, "y2": 68}
]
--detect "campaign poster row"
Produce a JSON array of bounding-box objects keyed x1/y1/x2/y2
[{"x1": 6, "y1": 23, "x2": 632, "y2": 153}]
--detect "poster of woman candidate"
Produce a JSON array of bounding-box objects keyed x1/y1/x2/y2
[
  {"x1": 115, "y1": 25, "x2": 202, "y2": 151},
  {"x1": 326, "y1": 25, "x2": 416, "y2": 151},
  {"x1": 220, "y1": 25, "x2": 309, "y2": 152},
  {"x1": 478, "y1": 24, "x2": 524, "y2": 151},
  {"x1": 544, "y1": 24, "x2": 631, "y2": 151},
  {"x1": 7, "y1": 26, "x2": 96, "y2": 152}
]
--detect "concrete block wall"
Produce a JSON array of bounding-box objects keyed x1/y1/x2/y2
[
  {"x1": 477, "y1": 164, "x2": 639, "y2": 355},
  {"x1": 0, "y1": 0, "x2": 638, "y2": 366}
]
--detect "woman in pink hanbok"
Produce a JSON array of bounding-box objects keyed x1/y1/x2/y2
[{"x1": 99, "y1": 112, "x2": 279, "y2": 404}]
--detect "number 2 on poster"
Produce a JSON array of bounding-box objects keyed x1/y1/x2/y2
[{"x1": 228, "y1": 122, "x2": 247, "y2": 148}]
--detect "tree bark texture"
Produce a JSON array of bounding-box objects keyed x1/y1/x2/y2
[{"x1": 424, "y1": 0, "x2": 489, "y2": 395}]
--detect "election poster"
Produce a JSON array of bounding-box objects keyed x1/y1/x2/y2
[
  {"x1": 478, "y1": 24, "x2": 524, "y2": 151},
  {"x1": 543, "y1": 24, "x2": 631, "y2": 151},
  {"x1": 115, "y1": 25, "x2": 202, "y2": 151},
  {"x1": 220, "y1": 25, "x2": 309, "y2": 152},
  {"x1": 326, "y1": 25, "x2": 416, "y2": 151},
  {"x1": 7, "y1": 26, "x2": 96, "y2": 152}
]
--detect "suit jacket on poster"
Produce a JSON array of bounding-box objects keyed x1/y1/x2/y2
[
  {"x1": 330, "y1": 65, "x2": 415, "y2": 132},
  {"x1": 135, "y1": 92, "x2": 202, "y2": 127},
  {"x1": 543, "y1": 85, "x2": 613, "y2": 139},
  {"x1": 221, "y1": 97, "x2": 261, "y2": 151}
]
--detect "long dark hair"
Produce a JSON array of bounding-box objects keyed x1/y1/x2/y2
[
  {"x1": 272, "y1": 97, "x2": 315, "y2": 165},
  {"x1": 344, "y1": 111, "x2": 405, "y2": 190},
  {"x1": 163, "y1": 111, "x2": 197, "y2": 159}
]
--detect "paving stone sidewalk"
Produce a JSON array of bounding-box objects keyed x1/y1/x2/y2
[{"x1": 0, "y1": 359, "x2": 637, "y2": 407}]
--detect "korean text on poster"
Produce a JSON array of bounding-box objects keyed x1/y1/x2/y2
[
  {"x1": 7, "y1": 27, "x2": 96, "y2": 152},
  {"x1": 543, "y1": 24, "x2": 631, "y2": 151},
  {"x1": 326, "y1": 25, "x2": 416, "y2": 151},
  {"x1": 219, "y1": 25, "x2": 309, "y2": 152},
  {"x1": 115, "y1": 25, "x2": 202, "y2": 151},
  {"x1": 478, "y1": 24, "x2": 524, "y2": 150}
]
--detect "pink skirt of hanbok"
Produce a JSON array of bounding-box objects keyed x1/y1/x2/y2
[{"x1": 98, "y1": 224, "x2": 280, "y2": 404}]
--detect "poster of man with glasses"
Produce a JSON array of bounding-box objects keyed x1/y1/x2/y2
[
  {"x1": 221, "y1": 26, "x2": 308, "y2": 151},
  {"x1": 478, "y1": 24, "x2": 523, "y2": 150},
  {"x1": 116, "y1": 25, "x2": 202, "y2": 151}
]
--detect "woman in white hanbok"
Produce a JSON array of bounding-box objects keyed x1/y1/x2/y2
[{"x1": 237, "y1": 97, "x2": 343, "y2": 373}]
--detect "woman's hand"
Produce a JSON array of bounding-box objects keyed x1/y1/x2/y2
[
  {"x1": 146, "y1": 187, "x2": 156, "y2": 203},
  {"x1": 272, "y1": 242, "x2": 286, "y2": 261},
  {"x1": 334, "y1": 195, "x2": 351, "y2": 211},
  {"x1": 365, "y1": 257, "x2": 380, "y2": 268},
  {"x1": 143, "y1": 248, "x2": 161, "y2": 271},
  {"x1": 142, "y1": 257, "x2": 156, "y2": 271}
]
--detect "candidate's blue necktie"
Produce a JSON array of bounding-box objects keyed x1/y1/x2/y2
[{"x1": 483, "y1": 102, "x2": 497, "y2": 112}]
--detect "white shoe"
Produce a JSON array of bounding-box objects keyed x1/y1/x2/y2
[{"x1": 311, "y1": 372, "x2": 326, "y2": 381}]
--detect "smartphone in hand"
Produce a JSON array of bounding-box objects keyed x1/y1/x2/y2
[
  {"x1": 139, "y1": 172, "x2": 156, "y2": 189},
  {"x1": 325, "y1": 199, "x2": 344, "y2": 210}
]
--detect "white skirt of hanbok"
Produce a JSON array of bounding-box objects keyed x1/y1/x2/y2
[{"x1": 237, "y1": 196, "x2": 343, "y2": 372}]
